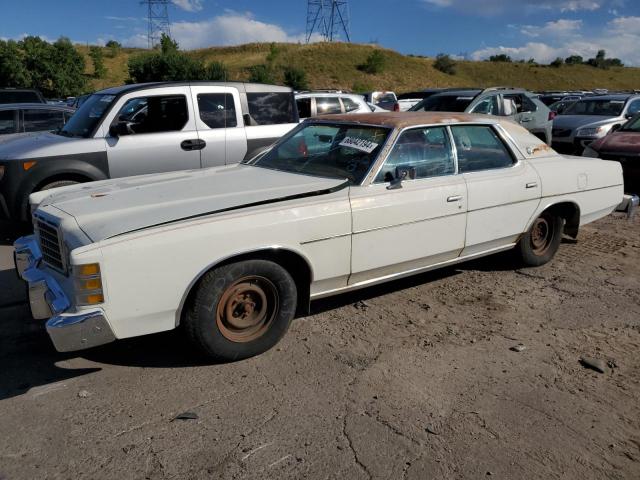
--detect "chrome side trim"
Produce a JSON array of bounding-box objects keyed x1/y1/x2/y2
[
  {"x1": 300, "y1": 233, "x2": 351, "y2": 245},
  {"x1": 46, "y1": 311, "x2": 116, "y2": 352},
  {"x1": 310, "y1": 243, "x2": 516, "y2": 300}
]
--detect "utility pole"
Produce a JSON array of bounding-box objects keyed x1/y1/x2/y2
[{"x1": 306, "y1": 0, "x2": 351, "y2": 43}]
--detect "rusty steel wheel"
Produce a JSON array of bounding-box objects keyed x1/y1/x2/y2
[
  {"x1": 184, "y1": 259, "x2": 297, "y2": 361},
  {"x1": 216, "y1": 276, "x2": 279, "y2": 343},
  {"x1": 517, "y1": 212, "x2": 563, "y2": 267},
  {"x1": 530, "y1": 216, "x2": 552, "y2": 256}
]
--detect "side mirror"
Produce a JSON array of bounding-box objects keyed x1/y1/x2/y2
[
  {"x1": 610, "y1": 124, "x2": 621, "y2": 133},
  {"x1": 625, "y1": 113, "x2": 634, "y2": 119},
  {"x1": 387, "y1": 166, "x2": 416, "y2": 190},
  {"x1": 109, "y1": 121, "x2": 129, "y2": 138}
]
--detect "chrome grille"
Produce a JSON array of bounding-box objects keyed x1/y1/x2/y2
[{"x1": 35, "y1": 218, "x2": 65, "y2": 272}]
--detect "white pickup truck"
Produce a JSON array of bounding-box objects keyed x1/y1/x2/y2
[{"x1": 0, "y1": 82, "x2": 299, "y2": 221}]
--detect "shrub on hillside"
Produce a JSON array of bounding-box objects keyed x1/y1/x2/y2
[
  {"x1": 359, "y1": 50, "x2": 386, "y2": 74},
  {"x1": 433, "y1": 54, "x2": 456, "y2": 75},
  {"x1": 207, "y1": 61, "x2": 229, "y2": 81},
  {"x1": 105, "y1": 40, "x2": 121, "y2": 58},
  {"x1": 247, "y1": 64, "x2": 275, "y2": 84},
  {"x1": 488, "y1": 54, "x2": 512, "y2": 63},
  {"x1": 128, "y1": 52, "x2": 207, "y2": 83},
  {"x1": 89, "y1": 46, "x2": 106, "y2": 78},
  {"x1": 564, "y1": 55, "x2": 583, "y2": 65},
  {"x1": 283, "y1": 66, "x2": 308, "y2": 90},
  {"x1": 549, "y1": 57, "x2": 563, "y2": 68}
]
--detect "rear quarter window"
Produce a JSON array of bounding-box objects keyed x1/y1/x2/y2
[
  {"x1": 0, "y1": 110, "x2": 18, "y2": 134},
  {"x1": 247, "y1": 92, "x2": 297, "y2": 125}
]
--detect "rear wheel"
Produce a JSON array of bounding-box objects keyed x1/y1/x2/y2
[
  {"x1": 184, "y1": 260, "x2": 297, "y2": 361},
  {"x1": 517, "y1": 212, "x2": 563, "y2": 266}
]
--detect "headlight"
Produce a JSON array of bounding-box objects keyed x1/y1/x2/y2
[
  {"x1": 582, "y1": 146, "x2": 599, "y2": 158},
  {"x1": 73, "y1": 263, "x2": 104, "y2": 306},
  {"x1": 577, "y1": 126, "x2": 608, "y2": 137}
]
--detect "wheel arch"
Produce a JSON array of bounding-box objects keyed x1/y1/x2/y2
[
  {"x1": 176, "y1": 247, "x2": 315, "y2": 327},
  {"x1": 529, "y1": 200, "x2": 581, "y2": 239}
]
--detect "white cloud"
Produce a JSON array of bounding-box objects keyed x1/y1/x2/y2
[
  {"x1": 172, "y1": 0, "x2": 204, "y2": 12},
  {"x1": 422, "y1": 0, "x2": 607, "y2": 14},
  {"x1": 471, "y1": 16, "x2": 640, "y2": 65},
  {"x1": 520, "y1": 19, "x2": 582, "y2": 38}
]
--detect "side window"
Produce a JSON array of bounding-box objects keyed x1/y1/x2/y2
[
  {"x1": 23, "y1": 109, "x2": 65, "y2": 132},
  {"x1": 316, "y1": 97, "x2": 342, "y2": 115},
  {"x1": 522, "y1": 96, "x2": 538, "y2": 112},
  {"x1": 627, "y1": 100, "x2": 640, "y2": 116},
  {"x1": 246, "y1": 92, "x2": 296, "y2": 125},
  {"x1": 296, "y1": 98, "x2": 311, "y2": 119},
  {"x1": 470, "y1": 96, "x2": 499, "y2": 115},
  {"x1": 375, "y1": 127, "x2": 455, "y2": 183},
  {"x1": 197, "y1": 93, "x2": 237, "y2": 129},
  {"x1": 342, "y1": 97, "x2": 360, "y2": 113},
  {"x1": 111, "y1": 95, "x2": 188, "y2": 134},
  {"x1": 0, "y1": 110, "x2": 17, "y2": 134},
  {"x1": 451, "y1": 125, "x2": 514, "y2": 173}
]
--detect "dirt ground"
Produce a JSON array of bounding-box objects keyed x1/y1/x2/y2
[{"x1": 0, "y1": 214, "x2": 639, "y2": 480}]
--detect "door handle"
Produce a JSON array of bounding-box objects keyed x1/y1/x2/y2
[
  {"x1": 181, "y1": 139, "x2": 206, "y2": 151},
  {"x1": 447, "y1": 195, "x2": 463, "y2": 202},
  {"x1": 526, "y1": 182, "x2": 538, "y2": 189}
]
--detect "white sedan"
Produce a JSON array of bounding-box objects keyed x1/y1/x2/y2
[{"x1": 14, "y1": 112, "x2": 638, "y2": 360}]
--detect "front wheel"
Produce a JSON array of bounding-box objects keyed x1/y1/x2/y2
[
  {"x1": 517, "y1": 212, "x2": 563, "y2": 266},
  {"x1": 184, "y1": 260, "x2": 297, "y2": 361}
]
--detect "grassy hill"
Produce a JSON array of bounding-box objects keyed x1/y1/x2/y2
[{"x1": 78, "y1": 42, "x2": 640, "y2": 93}]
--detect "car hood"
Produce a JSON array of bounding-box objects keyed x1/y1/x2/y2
[
  {"x1": 592, "y1": 131, "x2": 640, "y2": 154},
  {"x1": 553, "y1": 115, "x2": 620, "y2": 131},
  {"x1": 0, "y1": 131, "x2": 102, "y2": 160},
  {"x1": 36, "y1": 164, "x2": 348, "y2": 242}
]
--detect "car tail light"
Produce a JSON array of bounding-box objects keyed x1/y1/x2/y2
[
  {"x1": 548, "y1": 111, "x2": 557, "y2": 121},
  {"x1": 393, "y1": 102, "x2": 400, "y2": 112}
]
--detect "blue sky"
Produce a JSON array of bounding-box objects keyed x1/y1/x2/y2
[{"x1": 2, "y1": 0, "x2": 640, "y2": 65}]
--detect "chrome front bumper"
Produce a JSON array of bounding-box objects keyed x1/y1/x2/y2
[
  {"x1": 616, "y1": 194, "x2": 639, "y2": 219},
  {"x1": 14, "y1": 235, "x2": 116, "y2": 352}
]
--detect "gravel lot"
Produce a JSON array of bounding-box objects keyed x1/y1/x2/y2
[{"x1": 1, "y1": 215, "x2": 639, "y2": 480}]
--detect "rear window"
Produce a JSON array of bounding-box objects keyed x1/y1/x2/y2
[
  {"x1": 197, "y1": 93, "x2": 237, "y2": 129},
  {"x1": 0, "y1": 110, "x2": 18, "y2": 134},
  {"x1": 296, "y1": 98, "x2": 311, "y2": 118},
  {"x1": 411, "y1": 94, "x2": 474, "y2": 112},
  {"x1": 247, "y1": 92, "x2": 297, "y2": 125},
  {"x1": 23, "y1": 109, "x2": 66, "y2": 132},
  {"x1": 0, "y1": 90, "x2": 43, "y2": 104}
]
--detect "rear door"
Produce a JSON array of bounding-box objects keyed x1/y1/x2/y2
[
  {"x1": 103, "y1": 86, "x2": 202, "y2": 177},
  {"x1": 451, "y1": 124, "x2": 541, "y2": 256},
  {"x1": 190, "y1": 85, "x2": 246, "y2": 168}
]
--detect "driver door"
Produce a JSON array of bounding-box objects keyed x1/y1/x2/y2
[
  {"x1": 349, "y1": 126, "x2": 467, "y2": 285},
  {"x1": 102, "y1": 86, "x2": 202, "y2": 178}
]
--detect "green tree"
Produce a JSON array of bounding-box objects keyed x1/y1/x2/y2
[
  {"x1": 160, "y1": 33, "x2": 179, "y2": 54},
  {"x1": 265, "y1": 43, "x2": 280, "y2": 64},
  {"x1": 564, "y1": 55, "x2": 583, "y2": 65},
  {"x1": 105, "y1": 40, "x2": 121, "y2": 58},
  {"x1": 488, "y1": 54, "x2": 512, "y2": 62},
  {"x1": 247, "y1": 64, "x2": 274, "y2": 84},
  {"x1": 550, "y1": 57, "x2": 563, "y2": 68},
  {"x1": 433, "y1": 53, "x2": 456, "y2": 75},
  {"x1": 0, "y1": 40, "x2": 31, "y2": 87},
  {"x1": 206, "y1": 61, "x2": 229, "y2": 81},
  {"x1": 283, "y1": 65, "x2": 308, "y2": 90},
  {"x1": 50, "y1": 37, "x2": 87, "y2": 96},
  {"x1": 359, "y1": 50, "x2": 386, "y2": 74},
  {"x1": 89, "y1": 46, "x2": 106, "y2": 78}
]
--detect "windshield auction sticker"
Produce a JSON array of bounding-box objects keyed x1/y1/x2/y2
[{"x1": 339, "y1": 137, "x2": 379, "y2": 153}]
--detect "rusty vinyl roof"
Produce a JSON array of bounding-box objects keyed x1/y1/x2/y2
[{"x1": 309, "y1": 112, "x2": 504, "y2": 129}]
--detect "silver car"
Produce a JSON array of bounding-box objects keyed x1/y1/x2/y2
[
  {"x1": 295, "y1": 91, "x2": 374, "y2": 119},
  {"x1": 552, "y1": 94, "x2": 640, "y2": 154}
]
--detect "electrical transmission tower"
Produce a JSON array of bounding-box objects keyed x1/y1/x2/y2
[
  {"x1": 141, "y1": 0, "x2": 171, "y2": 48},
  {"x1": 306, "y1": 0, "x2": 351, "y2": 43}
]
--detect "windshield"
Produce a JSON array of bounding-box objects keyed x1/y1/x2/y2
[
  {"x1": 58, "y1": 93, "x2": 116, "y2": 138},
  {"x1": 621, "y1": 115, "x2": 640, "y2": 132},
  {"x1": 247, "y1": 122, "x2": 391, "y2": 184},
  {"x1": 563, "y1": 99, "x2": 625, "y2": 116},
  {"x1": 410, "y1": 94, "x2": 474, "y2": 112}
]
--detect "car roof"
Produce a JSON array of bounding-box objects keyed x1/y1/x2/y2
[
  {"x1": 96, "y1": 81, "x2": 293, "y2": 95},
  {"x1": 310, "y1": 111, "x2": 502, "y2": 128},
  {"x1": 580, "y1": 94, "x2": 636, "y2": 101},
  {"x1": 0, "y1": 103, "x2": 74, "y2": 111}
]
